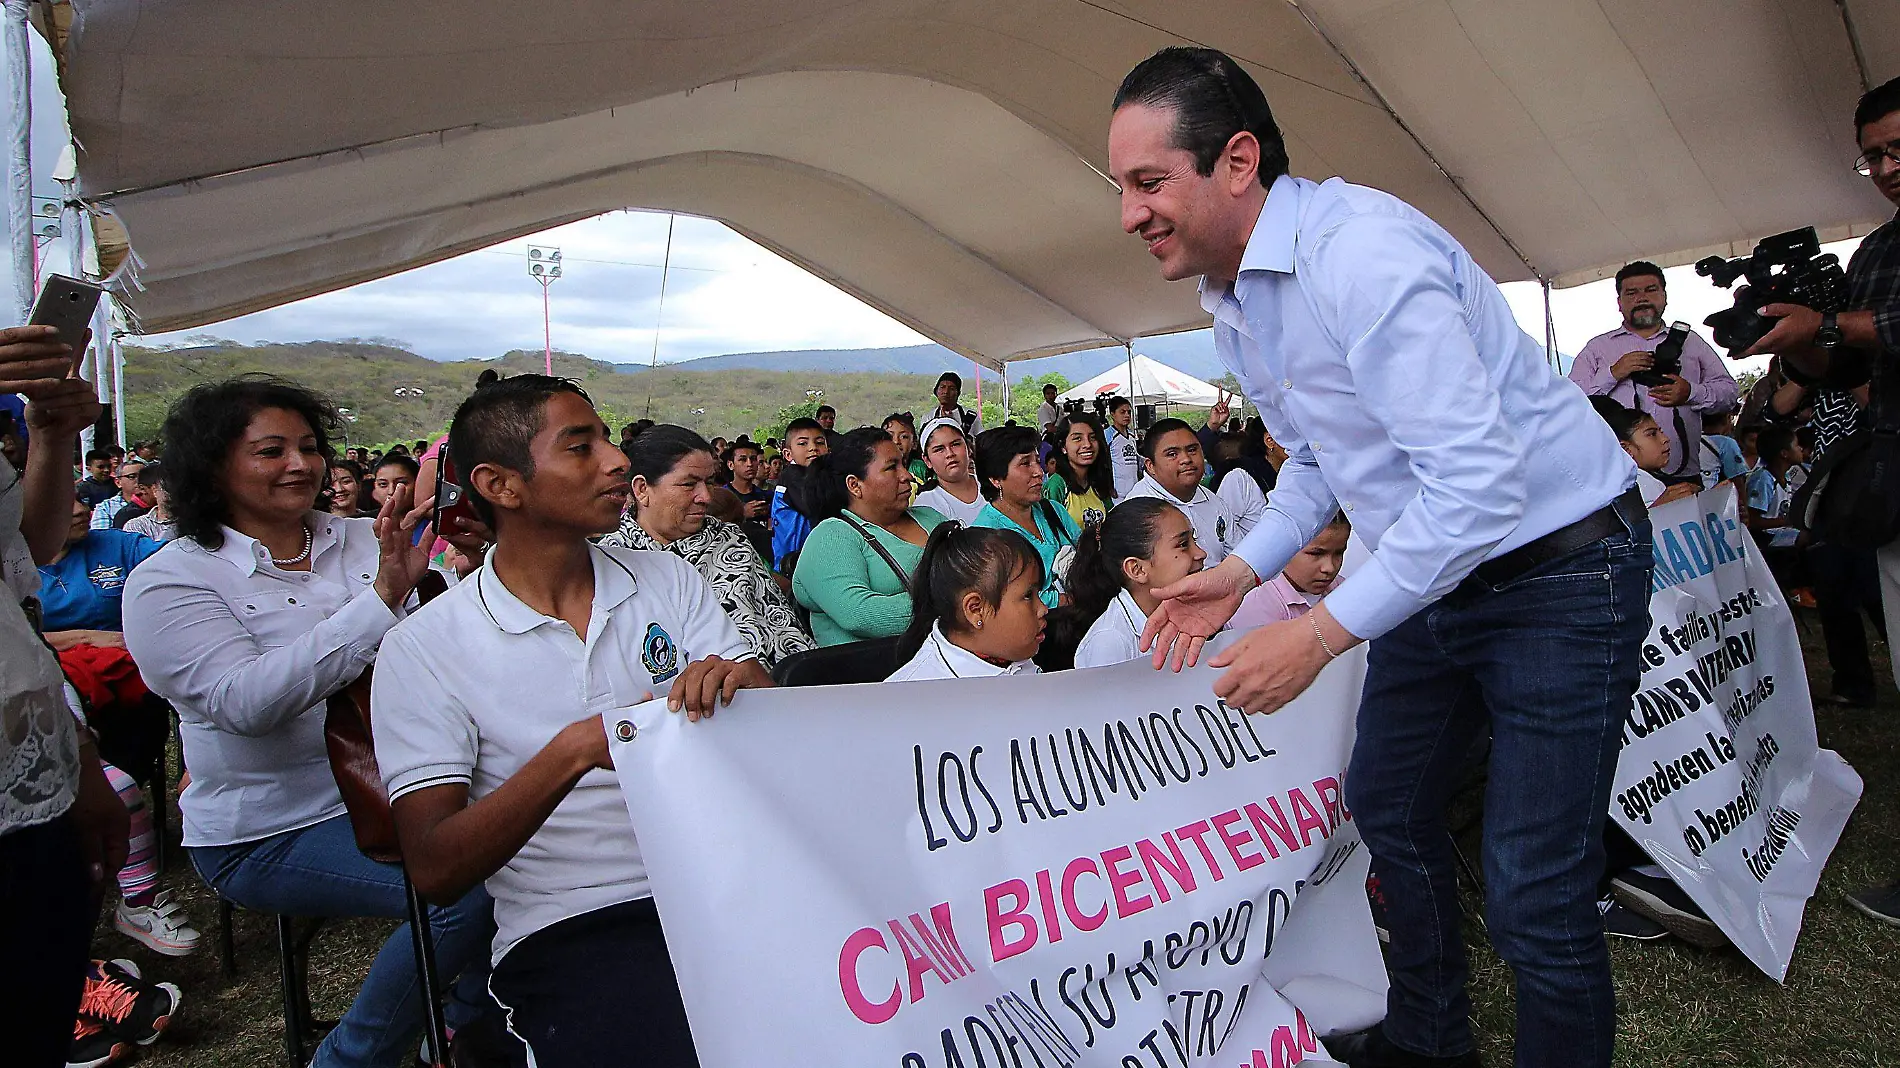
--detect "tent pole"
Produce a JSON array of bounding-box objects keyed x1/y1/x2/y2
[
  {"x1": 1000, "y1": 362, "x2": 1008, "y2": 424},
  {"x1": 1125, "y1": 342, "x2": 1136, "y2": 406},
  {"x1": 5, "y1": 0, "x2": 33, "y2": 324},
  {"x1": 1542, "y1": 280, "x2": 1557, "y2": 370},
  {"x1": 111, "y1": 337, "x2": 124, "y2": 447}
]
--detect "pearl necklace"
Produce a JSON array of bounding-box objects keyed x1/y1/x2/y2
[{"x1": 271, "y1": 524, "x2": 313, "y2": 566}]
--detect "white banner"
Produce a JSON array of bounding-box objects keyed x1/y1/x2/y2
[
  {"x1": 1612, "y1": 486, "x2": 1862, "y2": 980},
  {"x1": 612, "y1": 642, "x2": 1387, "y2": 1067}
]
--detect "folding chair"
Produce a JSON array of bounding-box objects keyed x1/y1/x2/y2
[{"x1": 771, "y1": 636, "x2": 904, "y2": 687}]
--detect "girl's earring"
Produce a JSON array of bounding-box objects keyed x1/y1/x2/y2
[{"x1": 974, "y1": 618, "x2": 983, "y2": 628}]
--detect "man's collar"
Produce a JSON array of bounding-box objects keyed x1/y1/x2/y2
[
  {"x1": 1199, "y1": 173, "x2": 1300, "y2": 314},
  {"x1": 207, "y1": 511, "x2": 343, "y2": 577},
  {"x1": 475, "y1": 542, "x2": 637, "y2": 635}
]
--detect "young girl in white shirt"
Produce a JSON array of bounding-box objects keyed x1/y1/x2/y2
[
  {"x1": 887, "y1": 524, "x2": 1047, "y2": 681},
  {"x1": 1048, "y1": 498, "x2": 1207, "y2": 669}
]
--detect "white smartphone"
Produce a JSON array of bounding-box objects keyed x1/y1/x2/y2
[{"x1": 28, "y1": 273, "x2": 104, "y2": 372}]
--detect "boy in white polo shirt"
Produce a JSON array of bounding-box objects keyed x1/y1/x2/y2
[
  {"x1": 1122, "y1": 417, "x2": 1245, "y2": 564},
  {"x1": 371, "y1": 376, "x2": 772, "y2": 1068}
]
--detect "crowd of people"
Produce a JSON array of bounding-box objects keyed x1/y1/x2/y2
[{"x1": 3, "y1": 47, "x2": 1897, "y2": 1068}]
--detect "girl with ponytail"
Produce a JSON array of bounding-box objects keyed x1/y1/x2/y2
[
  {"x1": 1048, "y1": 498, "x2": 1207, "y2": 669},
  {"x1": 887, "y1": 523, "x2": 1048, "y2": 681}
]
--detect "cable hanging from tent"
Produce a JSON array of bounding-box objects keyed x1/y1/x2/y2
[{"x1": 644, "y1": 213, "x2": 676, "y2": 418}]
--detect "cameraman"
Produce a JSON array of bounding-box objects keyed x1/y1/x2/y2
[
  {"x1": 1743, "y1": 74, "x2": 1900, "y2": 927},
  {"x1": 1571, "y1": 261, "x2": 1738, "y2": 482}
]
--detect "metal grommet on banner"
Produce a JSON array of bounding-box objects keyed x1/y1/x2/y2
[{"x1": 614, "y1": 720, "x2": 637, "y2": 743}]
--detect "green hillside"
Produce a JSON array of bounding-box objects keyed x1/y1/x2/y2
[{"x1": 119, "y1": 340, "x2": 1068, "y2": 448}]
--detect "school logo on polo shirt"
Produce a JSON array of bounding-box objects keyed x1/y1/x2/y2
[
  {"x1": 88, "y1": 563, "x2": 128, "y2": 591},
  {"x1": 1215, "y1": 515, "x2": 1229, "y2": 547},
  {"x1": 642, "y1": 621, "x2": 681, "y2": 685}
]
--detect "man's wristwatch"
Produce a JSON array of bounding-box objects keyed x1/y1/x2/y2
[{"x1": 1814, "y1": 311, "x2": 1844, "y2": 351}]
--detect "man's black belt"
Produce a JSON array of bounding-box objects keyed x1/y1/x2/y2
[{"x1": 1465, "y1": 486, "x2": 1646, "y2": 590}]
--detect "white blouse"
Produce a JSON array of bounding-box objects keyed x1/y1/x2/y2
[
  {"x1": 887, "y1": 624, "x2": 1039, "y2": 682},
  {"x1": 123, "y1": 512, "x2": 402, "y2": 847},
  {"x1": 1074, "y1": 590, "x2": 1150, "y2": 669}
]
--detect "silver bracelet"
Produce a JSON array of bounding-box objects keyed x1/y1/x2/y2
[{"x1": 1309, "y1": 612, "x2": 1338, "y2": 659}]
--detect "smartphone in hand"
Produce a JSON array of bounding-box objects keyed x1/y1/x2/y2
[
  {"x1": 430, "y1": 442, "x2": 480, "y2": 544},
  {"x1": 28, "y1": 274, "x2": 104, "y2": 373}
]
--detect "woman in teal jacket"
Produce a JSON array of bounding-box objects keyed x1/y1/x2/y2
[{"x1": 792, "y1": 427, "x2": 948, "y2": 645}]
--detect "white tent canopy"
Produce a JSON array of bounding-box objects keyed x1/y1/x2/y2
[
  {"x1": 39, "y1": 0, "x2": 1900, "y2": 368},
  {"x1": 1058, "y1": 353, "x2": 1221, "y2": 407}
]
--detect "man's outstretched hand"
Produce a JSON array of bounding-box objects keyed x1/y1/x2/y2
[{"x1": 1138, "y1": 555, "x2": 1255, "y2": 671}]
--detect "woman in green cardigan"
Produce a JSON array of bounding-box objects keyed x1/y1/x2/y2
[{"x1": 792, "y1": 426, "x2": 948, "y2": 646}]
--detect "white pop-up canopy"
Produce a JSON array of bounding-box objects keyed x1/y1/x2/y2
[
  {"x1": 1059, "y1": 353, "x2": 1221, "y2": 407},
  {"x1": 33, "y1": 0, "x2": 1900, "y2": 368}
]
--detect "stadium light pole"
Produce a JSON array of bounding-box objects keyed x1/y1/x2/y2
[{"x1": 528, "y1": 245, "x2": 563, "y2": 375}]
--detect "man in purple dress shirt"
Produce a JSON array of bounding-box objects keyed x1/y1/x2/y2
[{"x1": 1567, "y1": 261, "x2": 1738, "y2": 481}]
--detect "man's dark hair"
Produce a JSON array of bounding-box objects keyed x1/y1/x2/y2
[
  {"x1": 136, "y1": 463, "x2": 164, "y2": 489},
  {"x1": 784, "y1": 417, "x2": 824, "y2": 437},
  {"x1": 937, "y1": 371, "x2": 962, "y2": 390},
  {"x1": 1043, "y1": 384, "x2": 1058, "y2": 395},
  {"x1": 1614, "y1": 261, "x2": 1665, "y2": 291},
  {"x1": 1107, "y1": 396, "x2": 1132, "y2": 415},
  {"x1": 1139, "y1": 417, "x2": 1198, "y2": 460},
  {"x1": 447, "y1": 374, "x2": 592, "y2": 524},
  {"x1": 816, "y1": 404, "x2": 836, "y2": 418},
  {"x1": 1855, "y1": 75, "x2": 1900, "y2": 136},
  {"x1": 1113, "y1": 47, "x2": 1289, "y2": 189},
  {"x1": 729, "y1": 439, "x2": 762, "y2": 458},
  {"x1": 161, "y1": 374, "x2": 341, "y2": 549},
  {"x1": 84, "y1": 447, "x2": 112, "y2": 465},
  {"x1": 374, "y1": 454, "x2": 420, "y2": 480}
]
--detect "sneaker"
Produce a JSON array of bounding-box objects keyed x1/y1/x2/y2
[
  {"x1": 81, "y1": 959, "x2": 182, "y2": 1048},
  {"x1": 116, "y1": 890, "x2": 202, "y2": 957},
  {"x1": 68, "y1": 1014, "x2": 129, "y2": 1068},
  {"x1": 1846, "y1": 881, "x2": 1900, "y2": 926},
  {"x1": 1610, "y1": 872, "x2": 1726, "y2": 948},
  {"x1": 1599, "y1": 897, "x2": 1669, "y2": 941},
  {"x1": 1366, "y1": 873, "x2": 1390, "y2": 944}
]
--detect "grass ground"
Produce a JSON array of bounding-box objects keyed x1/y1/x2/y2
[{"x1": 99, "y1": 617, "x2": 1898, "y2": 1068}]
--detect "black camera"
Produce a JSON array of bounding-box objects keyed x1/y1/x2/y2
[
  {"x1": 1629, "y1": 321, "x2": 1689, "y2": 389},
  {"x1": 1695, "y1": 227, "x2": 1846, "y2": 353}
]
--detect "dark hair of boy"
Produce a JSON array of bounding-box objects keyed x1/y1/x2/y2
[
  {"x1": 1755, "y1": 425, "x2": 1797, "y2": 466},
  {"x1": 784, "y1": 417, "x2": 824, "y2": 439},
  {"x1": 447, "y1": 375, "x2": 593, "y2": 524},
  {"x1": 937, "y1": 371, "x2": 962, "y2": 390},
  {"x1": 896, "y1": 523, "x2": 1043, "y2": 663},
  {"x1": 1138, "y1": 417, "x2": 1196, "y2": 460}
]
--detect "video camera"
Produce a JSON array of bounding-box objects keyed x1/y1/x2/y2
[
  {"x1": 1060, "y1": 395, "x2": 1120, "y2": 420},
  {"x1": 1695, "y1": 227, "x2": 1847, "y2": 354}
]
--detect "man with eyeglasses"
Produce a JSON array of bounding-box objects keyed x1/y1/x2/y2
[{"x1": 1743, "y1": 74, "x2": 1900, "y2": 927}]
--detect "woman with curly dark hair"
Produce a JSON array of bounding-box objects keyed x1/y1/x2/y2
[{"x1": 123, "y1": 375, "x2": 494, "y2": 1068}]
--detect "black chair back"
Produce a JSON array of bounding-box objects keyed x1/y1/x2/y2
[{"x1": 771, "y1": 636, "x2": 905, "y2": 687}]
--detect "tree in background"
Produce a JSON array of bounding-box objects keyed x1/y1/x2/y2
[{"x1": 980, "y1": 372, "x2": 1072, "y2": 431}]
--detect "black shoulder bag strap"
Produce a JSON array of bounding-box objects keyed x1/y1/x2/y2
[{"x1": 837, "y1": 511, "x2": 911, "y2": 586}]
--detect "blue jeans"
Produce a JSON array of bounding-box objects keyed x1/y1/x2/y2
[
  {"x1": 1345, "y1": 518, "x2": 1651, "y2": 1068},
  {"x1": 191, "y1": 814, "x2": 495, "y2": 1068}
]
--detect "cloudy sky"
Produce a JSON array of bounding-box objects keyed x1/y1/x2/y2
[{"x1": 5, "y1": 28, "x2": 1838, "y2": 376}]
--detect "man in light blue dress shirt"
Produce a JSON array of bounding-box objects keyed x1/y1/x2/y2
[{"x1": 1110, "y1": 48, "x2": 1650, "y2": 1068}]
